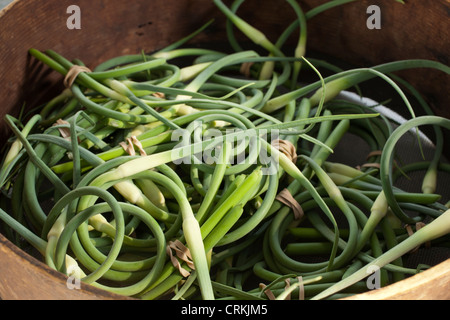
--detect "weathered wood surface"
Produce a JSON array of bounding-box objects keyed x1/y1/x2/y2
[
  {"x1": 343, "y1": 259, "x2": 450, "y2": 300},
  {"x1": 0, "y1": 234, "x2": 131, "y2": 300}
]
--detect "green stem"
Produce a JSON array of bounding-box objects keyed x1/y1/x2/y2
[{"x1": 312, "y1": 209, "x2": 450, "y2": 300}]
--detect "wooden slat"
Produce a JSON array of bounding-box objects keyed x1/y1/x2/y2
[
  {"x1": 343, "y1": 259, "x2": 450, "y2": 300},
  {"x1": 0, "y1": 234, "x2": 131, "y2": 300}
]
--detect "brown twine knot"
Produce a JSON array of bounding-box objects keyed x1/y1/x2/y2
[
  {"x1": 240, "y1": 61, "x2": 254, "y2": 78},
  {"x1": 166, "y1": 240, "x2": 195, "y2": 277},
  {"x1": 297, "y1": 276, "x2": 305, "y2": 300},
  {"x1": 285, "y1": 277, "x2": 305, "y2": 300},
  {"x1": 259, "y1": 276, "x2": 304, "y2": 300},
  {"x1": 259, "y1": 283, "x2": 276, "y2": 300},
  {"x1": 271, "y1": 139, "x2": 298, "y2": 163},
  {"x1": 405, "y1": 222, "x2": 430, "y2": 253},
  {"x1": 356, "y1": 150, "x2": 382, "y2": 170},
  {"x1": 52, "y1": 119, "x2": 71, "y2": 140},
  {"x1": 64, "y1": 65, "x2": 92, "y2": 88},
  {"x1": 152, "y1": 92, "x2": 165, "y2": 99},
  {"x1": 272, "y1": 140, "x2": 303, "y2": 220},
  {"x1": 119, "y1": 136, "x2": 147, "y2": 156},
  {"x1": 275, "y1": 188, "x2": 304, "y2": 220}
]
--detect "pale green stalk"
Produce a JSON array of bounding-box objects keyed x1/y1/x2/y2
[
  {"x1": 286, "y1": 0, "x2": 307, "y2": 88},
  {"x1": 182, "y1": 50, "x2": 258, "y2": 94},
  {"x1": 380, "y1": 116, "x2": 450, "y2": 223},
  {"x1": 112, "y1": 179, "x2": 171, "y2": 221},
  {"x1": 0, "y1": 114, "x2": 41, "y2": 188},
  {"x1": 301, "y1": 155, "x2": 359, "y2": 269},
  {"x1": 183, "y1": 216, "x2": 215, "y2": 300},
  {"x1": 87, "y1": 165, "x2": 214, "y2": 299},
  {"x1": 90, "y1": 114, "x2": 376, "y2": 186},
  {"x1": 213, "y1": 0, "x2": 284, "y2": 57},
  {"x1": 179, "y1": 62, "x2": 213, "y2": 82},
  {"x1": 312, "y1": 209, "x2": 450, "y2": 300},
  {"x1": 422, "y1": 167, "x2": 438, "y2": 194},
  {"x1": 0, "y1": 206, "x2": 86, "y2": 281},
  {"x1": 0, "y1": 207, "x2": 47, "y2": 255},
  {"x1": 354, "y1": 191, "x2": 388, "y2": 254},
  {"x1": 324, "y1": 161, "x2": 381, "y2": 186},
  {"x1": 172, "y1": 272, "x2": 198, "y2": 300},
  {"x1": 88, "y1": 58, "x2": 166, "y2": 80},
  {"x1": 262, "y1": 60, "x2": 450, "y2": 113},
  {"x1": 263, "y1": 142, "x2": 339, "y2": 271},
  {"x1": 275, "y1": 276, "x2": 322, "y2": 300},
  {"x1": 196, "y1": 141, "x2": 232, "y2": 224},
  {"x1": 200, "y1": 168, "x2": 263, "y2": 239},
  {"x1": 135, "y1": 178, "x2": 168, "y2": 211},
  {"x1": 152, "y1": 48, "x2": 221, "y2": 60},
  {"x1": 105, "y1": 78, "x2": 180, "y2": 129},
  {"x1": 45, "y1": 210, "x2": 68, "y2": 269}
]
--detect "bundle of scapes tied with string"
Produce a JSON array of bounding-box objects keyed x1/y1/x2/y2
[{"x1": 0, "y1": 0, "x2": 449, "y2": 300}]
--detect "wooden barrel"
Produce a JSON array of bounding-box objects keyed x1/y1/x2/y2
[{"x1": 0, "y1": 0, "x2": 448, "y2": 300}]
